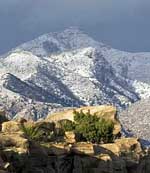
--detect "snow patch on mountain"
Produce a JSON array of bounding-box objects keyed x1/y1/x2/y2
[
  {"x1": 102, "y1": 48, "x2": 150, "y2": 84},
  {"x1": 0, "y1": 28, "x2": 150, "y2": 120}
]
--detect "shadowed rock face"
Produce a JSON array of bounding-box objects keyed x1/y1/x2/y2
[{"x1": 0, "y1": 134, "x2": 148, "y2": 173}]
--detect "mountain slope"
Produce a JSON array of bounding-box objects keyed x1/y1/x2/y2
[
  {"x1": 0, "y1": 28, "x2": 150, "y2": 119},
  {"x1": 102, "y1": 48, "x2": 150, "y2": 84},
  {"x1": 16, "y1": 27, "x2": 150, "y2": 84},
  {"x1": 120, "y1": 99, "x2": 150, "y2": 144}
]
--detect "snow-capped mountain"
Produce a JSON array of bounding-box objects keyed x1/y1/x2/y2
[
  {"x1": 0, "y1": 27, "x2": 150, "y2": 120},
  {"x1": 16, "y1": 27, "x2": 150, "y2": 84}
]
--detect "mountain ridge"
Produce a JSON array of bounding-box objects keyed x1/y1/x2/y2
[{"x1": 0, "y1": 28, "x2": 150, "y2": 120}]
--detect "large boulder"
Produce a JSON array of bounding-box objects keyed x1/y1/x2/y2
[
  {"x1": 95, "y1": 138, "x2": 143, "y2": 157},
  {"x1": 114, "y1": 138, "x2": 142, "y2": 154},
  {"x1": 46, "y1": 105, "x2": 121, "y2": 136}
]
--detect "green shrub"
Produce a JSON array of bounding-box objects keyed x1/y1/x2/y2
[
  {"x1": 73, "y1": 110, "x2": 114, "y2": 143},
  {"x1": 35, "y1": 122, "x2": 55, "y2": 142},
  {"x1": 58, "y1": 119, "x2": 75, "y2": 132},
  {"x1": 20, "y1": 124, "x2": 42, "y2": 141},
  {"x1": 96, "y1": 118, "x2": 114, "y2": 143}
]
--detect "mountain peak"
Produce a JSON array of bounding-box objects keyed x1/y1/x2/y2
[
  {"x1": 15, "y1": 28, "x2": 102, "y2": 57},
  {"x1": 0, "y1": 28, "x2": 150, "y2": 121}
]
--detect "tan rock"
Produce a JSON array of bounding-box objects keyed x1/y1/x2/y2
[
  {"x1": 2, "y1": 121, "x2": 21, "y2": 133},
  {"x1": 46, "y1": 105, "x2": 121, "y2": 136},
  {"x1": 71, "y1": 143, "x2": 94, "y2": 155},
  {"x1": 115, "y1": 138, "x2": 142, "y2": 154},
  {"x1": 99, "y1": 143, "x2": 121, "y2": 156},
  {"x1": 65, "y1": 131, "x2": 76, "y2": 144},
  {"x1": 94, "y1": 137, "x2": 143, "y2": 168},
  {"x1": 98, "y1": 154, "x2": 112, "y2": 162},
  {"x1": 46, "y1": 143, "x2": 70, "y2": 155},
  {"x1": 47, "y1": 105, "x2": 116, "y2": 122},
  {"x1": 0, "y1": 133, "x2": 29, "y2": 151},
  {"x1": 96, "y1": 138, "x2": 142, "y2": 155}
]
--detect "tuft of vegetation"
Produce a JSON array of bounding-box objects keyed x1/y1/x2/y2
[
  {"x1": 58, "y1": 119, "x2": 75, "y2": 132},
  {"x1": 20, "y1": 123, "x2": 42, "y2": 141},
  {"x1": 19, "y1": 111, "x2": 114, "y2": 144},
  {"x1": 73, "y1": 110, "x2": 114, "y2": 143}
]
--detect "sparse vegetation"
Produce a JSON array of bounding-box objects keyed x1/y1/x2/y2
[
  {"x1": 20, "y1": 123, "x2": 42, "y2": 141},
  {"x1": 73, "y1": 110, "x2": 114, "y2": 143},
  {"x1": 58, "y1": 119, "x2": 75, "y2": 132},
  {"x1": 19, "y1": 111, "x2": 114, "y2": 144}
]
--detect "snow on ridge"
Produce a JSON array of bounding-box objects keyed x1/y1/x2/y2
[
  {"x1": 0, "y1": 27, "x2": 150, "y2": 121},
  {"x1": 15, "y1": 27, "x2": 103, "y2": 57},
  {"x1": 0, "y1": 50, "x2": 44, "y2": 80}
]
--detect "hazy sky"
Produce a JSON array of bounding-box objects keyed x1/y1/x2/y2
[{"x1": 0, "y1": 0, "x2": 150, "y2": 54}]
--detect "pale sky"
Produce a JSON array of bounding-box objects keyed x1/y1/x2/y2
[{"x1": 0, "y1": 0, "x2": 150, "y2": 54}]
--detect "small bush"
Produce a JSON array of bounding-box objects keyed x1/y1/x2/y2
[
  {"x1": 58, "y1": 119, "x2": 75, "y2": 132},
  {"x1": 20, "y1": 123, "x2": 42, "y2": 141},
  {"x1": 73, "y1": 110, "x2": 114, "y2": 143},
  {"x1": 35, "y1": 122, "x2": 56, "y2": 142},
  {"x1": 96, "y1": 118, "x2": 114, "y2": 143}
]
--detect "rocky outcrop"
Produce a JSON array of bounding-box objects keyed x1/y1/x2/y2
[
  {"x1": 0, "y1": 134, "x2": 28, "y2": 154},
  {"x1": 0, "y1": 135, "x2": 149, "y2": 173},
  {"x1": 0, "y1": 106, "x2": 149, "y2": 173},
  {"x1": 46, "y1": 105, "x2": 121, "y2": 136}
]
